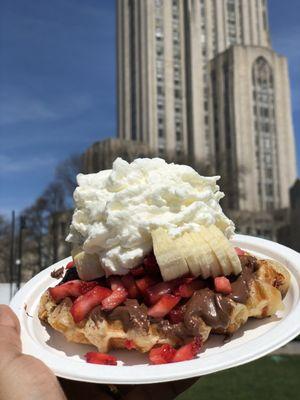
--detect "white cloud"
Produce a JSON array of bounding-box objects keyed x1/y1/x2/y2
[
  {"x1": 0, "y1": 90, "x2": 93, "y2": 126},
  {"x1": 0, "y1": 154, "x2": 57, "y2": 174}
]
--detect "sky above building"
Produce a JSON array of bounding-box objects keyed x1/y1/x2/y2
[{"x1": 0, "y1": 0, "x2": 299, "y2": 215}]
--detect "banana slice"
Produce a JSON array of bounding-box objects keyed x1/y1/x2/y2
[
  {"x1": 209, "y1": 225, "x2": 242, "y2": 275},
  {"x1": 73, "y1": 251, "x2": 105, "y2": 281},
  {"x1": 175, "y1": 233, "x2": 210, "y2": 279},
  {"x1": 151, "y1": 228, "x2": 190, "y2": 281},
  {"x1": 197, "y1": 226, "x2": 231, "y2": 276},
  {"x1": 189, "y1": 231, "x2": 221, "y2": 278}
]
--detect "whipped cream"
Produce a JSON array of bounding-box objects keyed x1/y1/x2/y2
[{"x1": 66, "y1": 158, "x2": 235, "y2": 276}]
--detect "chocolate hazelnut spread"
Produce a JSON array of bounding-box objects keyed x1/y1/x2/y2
[
  {"x1": 107, "y1": 299, "x2": 149, "y2": 333},
  {"x1": 184, "y1": 288, "x2": 233, "y2": 330},
  {"x1": 229, "y1": 255, "x2": 256, "y2": 304},
  {"x1": 157, "y1": 320, "x2": 190, "y2": 339}
]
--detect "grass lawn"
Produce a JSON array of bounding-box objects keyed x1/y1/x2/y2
[{"x1": 177, "y1": 355, "x2": 300, "y2": 400}]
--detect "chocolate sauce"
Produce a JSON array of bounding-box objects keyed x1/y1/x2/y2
[
  {"x1": 107, "y1": 299, "x2": 149, "y2": 333},
  {"x1": 184, "y1": 288, "x2": 233, "y2": 330},
  {"x1": 229, "y1": 256, "x2": 256, "y2": 304}
]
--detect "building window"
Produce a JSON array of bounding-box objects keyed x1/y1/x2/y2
[{"x1": 252, "y1": 57, "x2": 278, "y2": 210}]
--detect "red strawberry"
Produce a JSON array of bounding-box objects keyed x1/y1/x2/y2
[
  {"x1": 144, "y1": 279, "x2": 181, "y2": 305},
  {"x1": 130, "y1": 265, "x2": 145, "y2": 277},
  {"x1": 121, "y1": 274, "x2": 139, "y2": 298},
  {"x1": 147, "y1": 294, "x2": 181, "y2": 318},
  {"x1": 85, "y1": 352, "x2": 117, "y2": 366},
  {"x1": 102, "y1": 287, "x2": 128, "y2": 310},
  {"x1": 235, "y1": 247, "x2": 245, "y2": 256},
  {"x1": 174, "y1": 279, "x2": 205, "y2": 298},
  {"x1": 168, "y1": 305, "x2": 184, "y2": 324},
  {"x1": 149, "y1": 344, "x2": 176, "y2": 365},
  {"x1": 172, "y1": 337, "x2": 202, "y2": 363},
  {"x1": 108, "y1": 276, "x2": 124, "y2": 291},
  {"x1": 70, "y1": 286, "x2": 112, "y2": 323},
  {"x1": 66, "y1": 260, "x2": 75, "y2": 269},
  {"x1": 143, "y1": 253, "x2": 160, "y2": 275},
  {"x1": 214, "y1": 276, "x2": 232, "y2": 295},
  {"x1": 49, "y1": 280, "x2": 98, "y2": 302},
  {"x1": 135, "y1": 276, "x2": 158, "y2": 294},
  {"x1": 124, "y1": 339, "x2": 136, "y2": 350}
]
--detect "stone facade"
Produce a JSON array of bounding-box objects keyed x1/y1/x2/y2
[
  {"x1": 210, "y1": 46, "x2": 297, "y2": 211},
  {"x1": 116, "y1": 0, "x2": 297, "y2": 213}
]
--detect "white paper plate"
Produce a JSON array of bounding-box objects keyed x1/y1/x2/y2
[{"x1": 10, "y1": 234, "x2": 300, "y2": 384}]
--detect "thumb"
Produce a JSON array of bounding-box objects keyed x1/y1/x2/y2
[{"x1": 0, "y1": 305, "x2": 22, "y2": 365}]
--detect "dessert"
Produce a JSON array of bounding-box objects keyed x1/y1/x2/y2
[{"x1": 38, "y1": 158, "x2": 290, "y2": 365}]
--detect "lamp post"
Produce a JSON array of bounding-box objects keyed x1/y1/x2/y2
[
  {"x1": 16, "y1": 215, "x2": 26, "y2": 291},
  {"x1": 9, "y1": 211, "x2": 15, "y2": 299}
]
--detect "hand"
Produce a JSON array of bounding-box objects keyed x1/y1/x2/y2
[
  {"x1": 0, "y1": 304, "x2": 198, "y2": 400},
  {"x1": 0, "y1": 305, "x2": 66, "y2": 400}
]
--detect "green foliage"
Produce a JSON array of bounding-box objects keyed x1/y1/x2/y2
[{"x1": 176, "y1": 356, "x2": 300, "y2": 400}]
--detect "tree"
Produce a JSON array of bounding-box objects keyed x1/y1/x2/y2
[{"x1": 54, "y1": 153, "x2": 83, "y2": 206}]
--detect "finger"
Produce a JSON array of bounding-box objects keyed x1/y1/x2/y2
[{"x1": 0, "y1": 305, "x2": 22, "y2": 362}]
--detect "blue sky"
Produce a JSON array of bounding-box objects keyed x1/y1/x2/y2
[{"x1": 0, "y1": 0, "x2": 299, "y2": 216}]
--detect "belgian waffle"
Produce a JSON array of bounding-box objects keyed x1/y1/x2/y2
[{"x1": 38, "y1": 257, "x2": 290, "y2": 353}]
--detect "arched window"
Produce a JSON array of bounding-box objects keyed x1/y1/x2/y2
[{"x1": 252, "y1": 57, "x2": 278, "y2": 210}]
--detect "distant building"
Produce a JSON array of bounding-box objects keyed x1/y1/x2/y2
[
  {"x1": 83, "y1": 138, "x2": 154, "y2": 173},
  {"x1": 277, "y1": 180, "x2": 300, "y2": 252},
  {"x1": 116, "y1": 0, "x2": 297, "y2": 213}
]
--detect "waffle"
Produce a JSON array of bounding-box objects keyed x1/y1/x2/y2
[{"x1": 38, "y1": 258, "x2": 290, "y2": 353}]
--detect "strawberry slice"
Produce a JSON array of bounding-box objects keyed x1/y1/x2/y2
[
  {"x1": 174, "y1": 279, "x2": 205, "y2": 298},
  {"x1": 149, "y1": 344, "x2": 176, "y2": 365},
  {"x1": 143, "y1": 253, "x2": 160, "y2": 275},
  {"x1": 121, "y1": 274, "x2": 139, "y2": 298},
  {"x1": 85, "y1": 352, "x2": 117, "y2": 366},
  {"x1": 108, "y1": 276, "x2": 124, "y2": 291},
  {"x1": 124, "y1": 339, "x2": 136, "y2": 350},
  {"x1": 144, "y1": 279, "x2": 181, "y2": 305},
  {"x1": 135, "y1": 276, "x2": 158, "y2": 295},
  {"x1": 66, "y1": 260, "x2": 75, "y2": 269},
  {"x1": 70, "y1": 286, "x2": 112, "y2": 323},
  {"x1": 172, "y1": 337, "x2": 202, "y2": 363},
  {"x1": 49, "y1": 280, "x2": 98, "y2": 302},
  {"x1": 102, "y1": 287, "x2": 128, "y2": 310},
  {"x1": 235, "y1": 247, "x2": 245, "y2": 256},
  {"x1": 147, "y1": 294, "x2": 181, "y2": 318},
  {"x1": 130, "y1": 265, "x2": 145, "y2": 277},
  {"x1": 168, "y1": 305, "x2": 185, "y2": 324},
  {"x1": 214, "y1": 276, "x2": 232, "y2": 295}
]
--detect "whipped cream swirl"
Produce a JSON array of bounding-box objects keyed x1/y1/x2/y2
[{"x1": 66, "y1": 158, "x2": 235, "y2": 275}]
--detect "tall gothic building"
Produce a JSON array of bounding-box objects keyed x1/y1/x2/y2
[{"x1": 116, "y1": 0, "x2": 297, "y2": 213}]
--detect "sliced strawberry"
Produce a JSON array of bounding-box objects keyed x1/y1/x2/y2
[
  {"x1": 70, "y1": 286, "x2": 112, "y2": 323},
  {"x1": 66, "y1": 260, "x2": 75, "y2": 269},
  {"x1": 130, "y1": 265, "x2": 145, "y2": 277},
  {"x1": 174, "y1": 279, "x2": 205, "y2": 298},
  {"x1": 108, "y1": 276, "x2": 124, "y2": 291},
  {"x1": 135, "y1": 276, "x2": 158, "y2": 295},
  {"x1": 149, "y1": 344, "x2": 176, "y2": 365},
  {"x1": 124, "y1": 339, "x2": 136, "y2": 350},
  {"x1": 235, "y1": 247, "x2": 245, "y2": 256},
  {"x1": 168, "y1": 305, "x2": 184, "y2": 324},
  {"x1": 143, "y1": 253, "x2": 160, "y2": 275},
  {"x1": 85, "y1": 352, "x2": 117, "y2": 366},
  {"x1": 147, "y1": 294, "x2": 181, "y2": 318},
  {"x1": 102, "y1": 287, "x2": 128, "y2": 310},
  {"x1": 49, "y1": 280, "x2": 98, "y2": 302},
  {"x1": 144, "y1": 279, "x2": 181, "y2": 305},
  {"x1": 214, "y1": 276, "x2": 232, "y2": 295},
  {"x1": 121, "y1": 274, "x2": 139, "y2": 298},
  {"x1": 172, "y1": 337, "x2": 202, "y2": 363}
]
